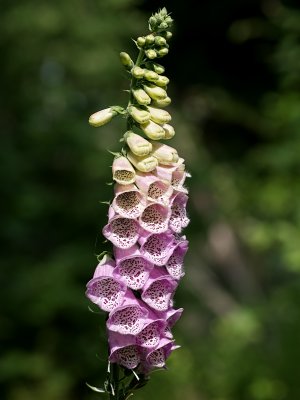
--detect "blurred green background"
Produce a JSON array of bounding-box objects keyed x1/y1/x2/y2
[{"x1": 1, "y1": 0, "x2": 300, "y2": 399}]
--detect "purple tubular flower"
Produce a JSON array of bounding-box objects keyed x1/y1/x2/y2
[
  {"x1": 114, "y1": 245, "x2": 154, "y2": 290},
  {"x1": 86, "y1": 255, "x2": 127, "y2": 312},
  {"x1": 145, "y1": 338, "x2": 178, "y2": 369},
  {"x1": 139, "y1": 203, "x2": 171, "y2": 233},
  {"x1": 136, "y1": 308, "x2": 166, "y2": 348},
  {"x1": 108, "y1": 330, "x2": 142, "y2": 369},
  {"x1": 112, "y1": 183, "x2": 146, "y2": 218},
  {"x1": 107, "y1": 290, "x2": 149, "y2": 335},
  {"x1": 166, "y1": 239, "x2": 189, "y2": 279},
  {"x1": 102, "y1": 212, "x2": 140, "y2": 249},
  {"x1": 169, "y1": 192, "x2": 190, "y2": 233},
  {"x1": 135, "y1": 171, "x2": 173, "y2": 205},
  {"x1": 139, "y1": 229, "x2": 176, "y2": 266},
  {"x1": 141, "y1": 268, "x2": 178, "y2": 311}
]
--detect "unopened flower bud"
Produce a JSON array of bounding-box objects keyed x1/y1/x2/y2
[
  {"x1": 148, "y1": 106, "x2": 171, "y2": 124},
  {"x1": 128, "y1": 106, "x2": 150, "y2": 124},
  {"x1": 159, "y1": 22, "x2": 168, "y2": 30},
  {"x1": 162, "y1": 123, "x2": 175, "y2": 139},
  {"x1": 155, "y1": 75, "x2": 170, "y2": 87},
  {"x1": 165, "y1": 16, "x2": 173, "y2": 25},
  {"x1": 137, "y1": 36, "x2": 146, "y2": 47},
  {"x1": 145, "y1": 49, "x2": 157, "y2": 59},
  {"x1": 150, "y1": 142, "x2": 179, "y2": 165},
  {"x1": 144, "y1": 70, "x2": 159, "y2": 82},
  {"x1": 124, "y1": 131, "x2": 152, "y2": 156},
  {"x1": 152, "y1": 97, "x2": 172, "y2": 108},
  {"x1": 89, "y1": 107, "x2": 117, "y2": 127},
  {"x1": 145, "y1": 34, "x2": 155, "y2": 45},
  {"x1": 152, "y1": 63, "x2": 165, "y2": 74},
  {"x1": 120, "y1": 52, "x2": 134, "y2": 68},
  {"x1": 143, "y1": 84, "x2": 167, "y2": 100},
  {"x1": 112, "y1": 156, "x2": 136, "y2": 185},
  {"x1": 149, "y1": 16, "x2": 157, "y2": 28},
  {"x1": 157, "y1": 47, "x2": 169, "y2": 57},
  {"x1": 132, "y1": 88, "x2": 151, "y2": 105},
  {"x1": 140, "y1": 120, "x2": 165, "y2": 140},
  {"x1": 155, "y1": 36, "x2": 167, "y2": 46},
  {"x1": 131, "y1": 66, "x2": 145, "y2": 79},
  {"x1": 127, "y1": 151, "x2": 158, "y2": 173},
  {"x1": 165, "y1": 31, "x2": 173, "y2": 40}
]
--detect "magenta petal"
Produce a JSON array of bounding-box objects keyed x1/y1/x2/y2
[
  {"x1": 145, "y1": 337, "x2": 175, "y2": 368},
  {"x1": 166, "y1": 239, "x2": 189, "y2": 279},
  {"x1": 136, "y1": 308, "x2": 166, "y2": 348},
  {"x1": 86, "y1": 256, "x2": 127, "y2": 312},
  {"x1": 141, "y1": 268, "x2": 178, "y2": 311},
  {"x1": 139, "y1": 203, "x2": 171, "y2": 234},
  {"x1": 108, "y1": 330, "x2": 141, "y2": 369},
  {"x1": 135, "y1": 171, "x2": 173, "y2": 205},
  {"x1": 103, "y1": 215, "x2": 140, "y2": 249},
  {"x1": 169, "y1": 192, "x2": 190, "y2": 233},
  {"x1": 139, "y1": 230, "x2": 176, "y2": 266},
  {"x1": 107, "y1": 291, "x2": 149, "y2": 335},
  {"x1": 113, "y1": 245, "x2": 154, "y2": 290}
]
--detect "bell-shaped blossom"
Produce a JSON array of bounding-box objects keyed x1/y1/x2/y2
[
  {"x1": 108, "y1": 330, "x2": 142, "y2": 369},
  {"x1": 166, "y1": 239, "x2": 188, "y2": 279},
  {"x1": 155, "y1": 158, "x2": 185, "y2": 183},
  {"x1": 114, "y1": 245, "x2": 154, "y2": 290},
  {"x1": 140, "y1": 120, "x2": 166, "y2": 141},
  {"x1": 107, "y1": 290, "x2": 149, "y2": 335},
  {"x1": 139, "y1": 203, "x2": 171, "y2": 234},
  {"x1": 145, "y1": 338, "x2": 177, "y2": 369},
  {"x1": 112, "y1": 183, "x2": 146, "y2": 219},
  {"x1": 171, "y1": 169, "x2": 190, "y2": 194},
  {"x1": 136, "y1": 308, "x2": 166, "y2": 348},
  {"x1": 141, "y1": 268, "x2": 178, "y2": 311},
  {"x1": 169, "y1": 192, "x2": 190, "y2": 233},
  {"x1": 103, "y1": 212, "x2": 140, "y2": 249},
  {"x1": 85, "y1": 255, "x2": 127, "y2": 312},
  {"x1": 127, "y1": 151, "x2": 158, "y2": 173},
  {"x1": 112, "y1": 156, "x2": 136, "y2": 185},
  {"x1": 135, "y1": 171, "x2": 173, "y2": 205},
  {"x1": 124, "y1": 131, "x2": 152, "y2": 156},
  {"x1": 150, "y1": 142, "x2": 179, "y2": 165},
  {"x1": 139, "y1": 230, "x2": 176, "y2": 266}
]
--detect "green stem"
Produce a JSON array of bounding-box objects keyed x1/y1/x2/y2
[
  {"x1": 126, "y1": 48, "x2": 145, "y2": 130},
  {"x1": 109, "y1": 363, "x2": 120, "y2": 400}
]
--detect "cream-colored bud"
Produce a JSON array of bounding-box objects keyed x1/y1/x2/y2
[
  {"x1": 140, "y1": 120, "x2": 166, "y2": 140},
  {"x1": 132, "y1": 88, "x2": 151, "y2": 105},
  {"x1": 128, "y1": 106, "x2": 150, "y2": 124},
  {"x1": 162, "y1": 123, "x2": 175, "y2": 139},
  {"x1": 157, "y1": 47, "x2": 169, "y2": 57},
  {"x1": 147, "y1": 106, "x2": 171, "y2": 124},
  {"x1": 127, "y1": 151, "x2": 158, "y2": 173},
  {"x1": 131, "y1": 66, "x2": 145, "y2": 79},
  {"x1": 151, "y1": 97, "x2": 172, "y2": 108},
  {"x1": 143, "y1": 84, "x2": 167, "y2": 101},
  {"x1": 150, "y1": 142, "x2": 179, "y2": 165},
  {"x1": 137, "y1": 36, "x2": 146, "y2": 47},
  {"x1": 144, "y1": 70, "x2": 159, "y2": 82},
  {"x1": 145, "y1": 49, "x2": 157, "y2": 59},
  {"x1": 152, "y1": 63, "x2": 165, "y2": 75},
  {"x1": 145, "y1": 34, "x2": 155, "y2": 45},
  {"x1": 89, "y1": 107, "x2": 117, "y2": 127},
  {"x1": 165, "y1": 31, "x2": 173, "y2": 40},
  {"x1": 155, "y1": 36, "x2": 167, "y2": 46},
  {"x1": 120, "y1": 52, "x2": 134, "y2": 68},
  {"x1": 155, "y1": 75, "x2": 170, "y2": 87},
  {"x1": 124, "y1": 131, "x2": 152, "y2": 156}
]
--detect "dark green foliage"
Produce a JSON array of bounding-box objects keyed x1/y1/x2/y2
[{"x1": 1, "y1": 0, "x2": 300, "y2": 399}]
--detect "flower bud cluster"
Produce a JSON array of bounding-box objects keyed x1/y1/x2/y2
[{"x1": 86, "y1": 8, "x2": 189, "y2": 376}]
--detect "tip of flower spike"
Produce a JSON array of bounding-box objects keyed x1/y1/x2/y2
[{"x1": 148, "y1": 8, "x2": 173, "y2": 33}]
